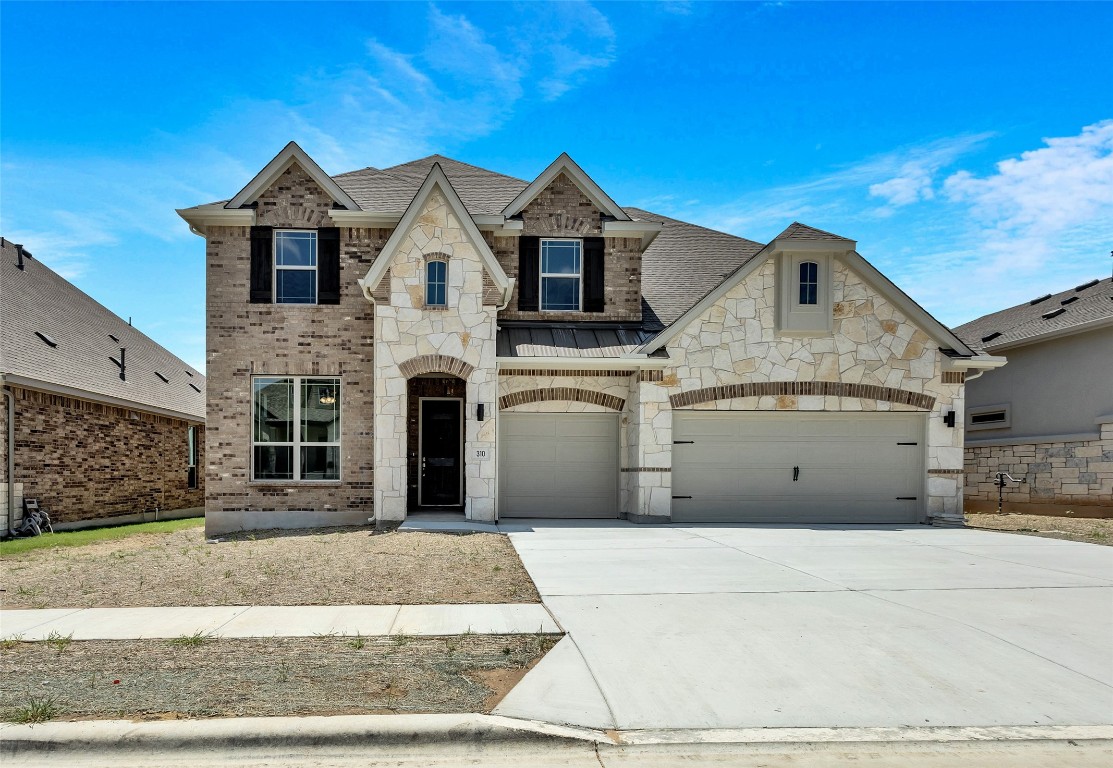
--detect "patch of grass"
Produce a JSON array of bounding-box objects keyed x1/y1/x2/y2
[
  {"x1": 1, "y1": 635, "x2": 25, "y2": 650},
  {"x1": 1, "y1": 518, "x2": 203, "y2": 557},
  {"x1": 391, "y1": 633, "x2": 413, "y2": 647},
  {"x1": 168, "y1": 631, "x2": 210, "y2": 648},
  {"x1": 45, "y1": 631, "x2": 73, "y2": 654},
  {"x1": 347, "y1": 634, "x2": 365, "y2": 650},
  {"x1": 6, "y1": 695, "x2": 60, "y2": 724}
]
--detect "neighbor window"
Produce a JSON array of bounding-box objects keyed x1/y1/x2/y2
[
  {"x1": 967, "y1": 403, "x2": 1011, "y2": 431},
  {"x1": 274, "y1": 230, "x2": 317, "y2": 304},
  {"x1": 426, "y1": 260, "x2": 447, "y2": 307},
  {"x1": 252, "y1": 376, "x2": 341, "y2": 481},
  {"x1": 540, "y1": 239, "x2": 581, "y2": 311},
  {"x1": 187, "y1": 425, "x2": 198, "y2": 489},
  {"x1": 798, "y1": 261, "x2": 819, "y2": 305}
]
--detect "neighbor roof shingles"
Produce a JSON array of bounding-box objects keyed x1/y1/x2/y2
[
  {"x1": 0, "y1": 238, "x2": 206, "y2": 420},
  {"x1": 953, "y1": 277, "x2": 1113, "y2": 351}
]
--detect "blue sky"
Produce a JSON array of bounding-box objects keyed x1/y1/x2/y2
[{"x1": 3, "y1": 1, "x2": 1111, "y2": 371}]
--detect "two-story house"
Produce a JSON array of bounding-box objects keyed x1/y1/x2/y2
[{"x1": 179, "y1": 143, "x2": 1001, "y2": 536}]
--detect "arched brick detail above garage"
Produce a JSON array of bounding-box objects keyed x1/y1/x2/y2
[
  {"x1": 499, "y1": 388, "x2": 626, "y2": 412},
  {"x1": 670, "y1": 381, "x2": 936, "y2": 410},
  {"x1": 397, "y1": 354, "x2": 475, "y2": 380}
]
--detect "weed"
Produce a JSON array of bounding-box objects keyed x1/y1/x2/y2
[
  {"x1": 223, "y1": 569, "x2": 234, "y2": 580},
  {"x1": 169, "y1": 631, "x2": 209, "y2": 648},
  {"x1": 7, "y1": 695, "x2": 60, "y2": 724},
  {"x1": 492, "y1": 565, "x2": 502, "y2": 572},
  {"x1": 502, "y1": 646, "x2": 512, "y2": 656},
  {"x1": 45, "y1": 631, "x2": 73, "y2": 654},
  {"x1": 391, "y1": 633, "x2": 412, "y2": 647},
  {"x1": 1, "y1": 635, "x2": 25, "y2": 651},
  {"x1": 347, "y1": 634, "x2": 366, "y2": 650}
]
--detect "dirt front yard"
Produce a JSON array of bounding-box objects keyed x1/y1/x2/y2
[
  {"x1": 1, "y1": 526, "x2": 539, "y2": 609},
  {"x1": 0, "y1": 633, "x2": 557, "y2": 722},
  {"x1": 966, "y1": 512, "x2": 1113, "y2": 545}
]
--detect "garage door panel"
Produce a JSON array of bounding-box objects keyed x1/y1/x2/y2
[
  {"x1": 673, "y1": 412, "x2": 924, "y2": 524},
  {"x1": 499, "y1": 413, "x2": 619, "y2": 519}
]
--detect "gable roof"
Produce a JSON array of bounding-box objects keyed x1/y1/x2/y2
[
  {"x1": 226, "y1": 141, "x2": 359, "y2": 211},
  {"x1": 336, "y1": 155, "x2": 528, "y2": 215},
  {"x1": 0, "y1": 238, "x2": 206, "y2": 421},
  {"x1": 773, "y1": 222, "x2": 856, "y2": 242},
  {"x1": 953, "y1": 277, "x2": 1113, "y2": 352},
  {"x1": 502, "y1": 153, "x2": 630, "y2": 221},
  {"x1": 626, "y1": 207, "x2": 765, "y2": 330},
  {"x1": 358, "y1": 164, "x2": 510, "y2": 300}
]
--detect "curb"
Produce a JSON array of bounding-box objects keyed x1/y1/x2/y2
[{"x1": 0, "y1": 713, "x2": 607, "y2": 756}]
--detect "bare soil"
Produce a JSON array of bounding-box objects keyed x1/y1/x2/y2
[
  {"x1": 1, "y1": 527, "x2": 540, "y2": 609},
  {"x1": 966, "y1": 513, "x2": 1113, "y2": 546},
  {"x1": 0, "y1": 634, "x2": 557, "y2": 721}
]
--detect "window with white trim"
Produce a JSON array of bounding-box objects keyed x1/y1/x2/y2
[
  {"x1": 540, "y1": 239, "x2": 581, "y2": 311},
  {"x1": 274, "y1": 230, "x2": 317, "y2": 304},
  {"x1": 798, "y1": 261, "x2": 819, "y2": 305},
  {"x1": 426, "y1": 260, "x2": 447, "y2": 307},
  {"x1": 253, "y1": 377, "x2": 341, "y2": 480},
  {"x1": 187, "y1": 425, "x2": 199, "y2": 489},
  {"x1": 967, "y1": 403, "x2": 1011, "y2": 431}
]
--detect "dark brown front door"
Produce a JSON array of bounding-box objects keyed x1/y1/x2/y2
[{"x1": 420, "y1": 398, "x2": 462, "y2": 506}]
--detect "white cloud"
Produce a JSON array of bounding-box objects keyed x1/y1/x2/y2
[{"x1": 869, "y1": 163, "x2": 935, "y2": 206}]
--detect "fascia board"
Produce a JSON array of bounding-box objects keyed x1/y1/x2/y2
[
  {"x1": 637, "y1": 249, "x2": 774, "y2": 354},
  {"x1": 328, "y1": 210, "x2": 404, "y2": 227},
  {"x1": 358, "y1": 165, "x2": 509, "y2": 300},
  {"x1": 226, "y1": 141, "x2": 360, "y2": 211},
  {"x1": 3, "y1": 374, "x2": 204, "y2": 423},
  {"x1": 176, "y1": 207, "x2": 255, "y2": 237},
  {"x1": 496, "y1": 357, "x2": 669, "y2": 370},
  {"x1": 503, "y1": 152, "x2": 631, "y2": 221},
  {"x1": 841, "y1": 251, "x2": 976, "y2": 356},
  {"x1": 982, "y1": 316, "x2": 1113, "y2": 352},
  {"x1": 950, "y1": 355, "x2": 1008, "y2": 370}
]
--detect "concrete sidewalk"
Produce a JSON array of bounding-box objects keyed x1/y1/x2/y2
[{"x1": 0, "y1": 603, "x2": 560, "y2": 640}]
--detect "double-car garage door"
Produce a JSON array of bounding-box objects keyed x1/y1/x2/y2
[
  {"x1": 672, "y1": 412, "x2": 925, "y2": 523},
  {"x1": 499, "y1": 413, "x2": 619, "y2": 518}
]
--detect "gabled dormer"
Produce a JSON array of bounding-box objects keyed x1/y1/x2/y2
[{"x1": 770, "y1": 222, "x2": 856, "y2": 336}]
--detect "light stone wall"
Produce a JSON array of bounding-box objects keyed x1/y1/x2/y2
[
  {"x1": 656, "y1": 258, "x2": 966, "y2": 522},
  {"x1": 374, "y1": 187, "x2": 499, "y2": 522},
  {"x1": 964, "y1": 420, "x2": 1113, "y2": 513}
]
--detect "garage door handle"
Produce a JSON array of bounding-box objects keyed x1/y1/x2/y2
[
  {"x1": 896, "y1": 496, "x2": 918, "y2": 500},
  {"x1": 673, "y1": 440, "x2": 695, "y2": 444},
  {"x1": 672, "y1": 495, "x2": 692, "y2": 499},
  {"x1": 793, "y1": 466, "x2": 799, "y2": 482},
  {"x1": 897, "y1": 442, "x2": 918, "y2": 446}
]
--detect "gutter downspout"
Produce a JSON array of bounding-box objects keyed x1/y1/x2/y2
[{"x1": 1, "y1": 377, "x2": 15, "y2": 535}]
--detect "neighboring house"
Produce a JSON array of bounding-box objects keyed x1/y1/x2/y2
[
  {"x1": 954, "y1": 278, "x2": 1113, "y2": 514},
  {"x1": 180, "y1": 142, "x2": 1000, "y2": 536},
  {"x1": 0, "y1": 238, "x2": 206, "y2": 532}
]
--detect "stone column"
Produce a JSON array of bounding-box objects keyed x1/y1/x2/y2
[{"x1": 627, "y1": 374, "x2": 673, "y2": 522}]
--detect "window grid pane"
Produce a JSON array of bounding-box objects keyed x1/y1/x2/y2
[
  {"x1": 276, "y1": 269, "x2": 316, "y2": 304},
  {"x1": 252, "y1": 376, "x2": 341, "y2": 481},
  {"x1": 426, "y1": 261, "x2": 447, "y2": 306},
  {"x1": 275, "y1": 231, "x2": 317, "y2": 267},
  {"x1": 799, "y1": 262, "x2": 819, "y2": 305},
  {"x1": 541, "y1": 240, "x2": 582, "y2": 310}
]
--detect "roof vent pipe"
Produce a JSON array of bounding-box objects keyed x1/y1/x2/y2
[
  {"x1": 16, "y1": 244, "x2": 24, "y2": 270},
  {"x1": 111, "y1": 348, "x2": 127, "y2": 381}
]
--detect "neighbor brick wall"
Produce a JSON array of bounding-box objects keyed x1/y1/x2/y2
[
  {"x1": 964, "y1": 421, "x2": 1113, "y2": 512},
  {"x1": 493, "y1": 173, "x2": 642, "y2": 322},
  {"x1": 205, "y1": 164, "x2": 383, "y2": 521},
  {"x1": 8, "y1": 386, "x2": 204, "y2": 524}
]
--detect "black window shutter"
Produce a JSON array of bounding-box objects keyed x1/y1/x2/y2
[
  {"x1": 317, "y1": 227, "x2": 341, "y2": 304},
  {"x1": 518, "y1": 236, "x2": 540, "y2": 311},
  {"x1": 249, "y1": 226, "x2": 274, "y2": 303},
  {"x1": 583, "y1": 237, "x2": 605, "y2": 312}
]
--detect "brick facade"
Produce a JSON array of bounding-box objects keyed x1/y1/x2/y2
[
  {"x1": 6, "y1": 386, "x2": 203, "y2": 524},
  {"x1": 204, "y1": 165, "x2": 382, "y2": 533},
  {"x1": 492, "y1": 173, "x2": 643, "y2": 322},
  {"x1": 964, "y1": 421, "x2": 1113, "y2": 513}
]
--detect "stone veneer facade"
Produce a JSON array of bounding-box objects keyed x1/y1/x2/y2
[
  {"x1": 2, "y1": 386, "x2": 204, "y2": 526},
  {"x1": 963, "y1": 420, "x2": 1113, "y2": 513}
]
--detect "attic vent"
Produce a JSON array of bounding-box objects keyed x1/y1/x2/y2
[
  {"x1": 35, "y1": 331, "x2": 58, "y2": 348},
  {"x1": 188, "y1": 382, "x2": 201, "y2": 393},
  {"x1": 108, "y1": 333, "x2": 119, "y2": 343},
  {"x1": 1029, "y1": 294, "x2": 1052, "y2": 305},
  {"x1": 184, "y1": 370, "x2": 194, "y2": 378},
  {"x1": 155, "y1": 371, "x2": 170, "y2": 383},
  {"x1": 1042, "y1": 307, "x2": 1066, "y2": 320},
  {"x1": 1061, "y1": 295, "x2": 1079, "y2": 305},
  {"x1": 1075, "y1": 279, "x2": 1099, "y2": 292},
  {"x1": 980, "y1": 331, "x2": 1002, "y2": 343}
]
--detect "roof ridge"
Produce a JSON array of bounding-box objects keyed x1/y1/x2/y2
[
  {"x1": 382, "y1": 154, "x2": 529, "y2": 184},
  {"x1": 775, "y1": 221, "x2": 855, "y2": 242},
  {"x1": 623, "y1": 206, "x2": 765, "y2": 248}
]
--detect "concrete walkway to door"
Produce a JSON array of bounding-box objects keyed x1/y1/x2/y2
[{"x1": 486, "y1": 521, "x2": 1113, "y2": 731}]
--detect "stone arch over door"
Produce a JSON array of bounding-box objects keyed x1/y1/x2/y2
[
  {"x1": 499, "y1": 387, "x2": 626, "y2": 412},
  {"x1": 669, "y1": 381, "x2": 936, "y2": 410},
  {"x1": 398, "y1": 354, "x2": 475, "y2": 380}
]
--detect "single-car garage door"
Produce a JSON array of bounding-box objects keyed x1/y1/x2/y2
[
  {"x1": 672, "y1": 412, "x2": 925, "y2": 523},
  {"x1": 499, "y1": 413, "x2": 619, "y2": 518}
]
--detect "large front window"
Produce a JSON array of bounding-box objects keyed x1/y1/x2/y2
[
  {"x1": 274, "y1": 230, "x2": 317, "y2": 304},
  {"x1": 253, "y1": 377, "x2": 341, "y2": 481},
  {"x1": 540, "y1": 239, "x2": 581, "y2": 311}
]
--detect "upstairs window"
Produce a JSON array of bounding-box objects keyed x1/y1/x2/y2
[
  {"x1": 426, "y1": 260, "x2": 447, "y2": 307},
  {"x1": 274, "y1": 230, "x2": 317, "y2": 304},
  {"x1": 798, "y1": 261, "x2": 819, "y2": 305},
  {"x1": 540, "y1": 239, "x2": 581, "y2": 311}
]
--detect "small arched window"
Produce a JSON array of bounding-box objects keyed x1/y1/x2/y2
[
  {"x1": 426, "y1": 260, "x2": 447, "y2": 307},
  {"x1": 798, "y1": 261, "x2": 818, "y2": 305}
]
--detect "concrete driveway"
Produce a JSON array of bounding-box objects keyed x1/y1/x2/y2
[{"x1": 493, "y1": 522, "x2": 1113, "y2": 731}]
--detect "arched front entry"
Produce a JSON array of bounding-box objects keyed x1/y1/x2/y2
[{"x1": 407, "y1": 374, "x2": 466, "y2": 511}]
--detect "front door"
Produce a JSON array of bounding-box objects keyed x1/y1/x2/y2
[{"x1": 419, "y1": 398, "x2": 463, "y2": 507}]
